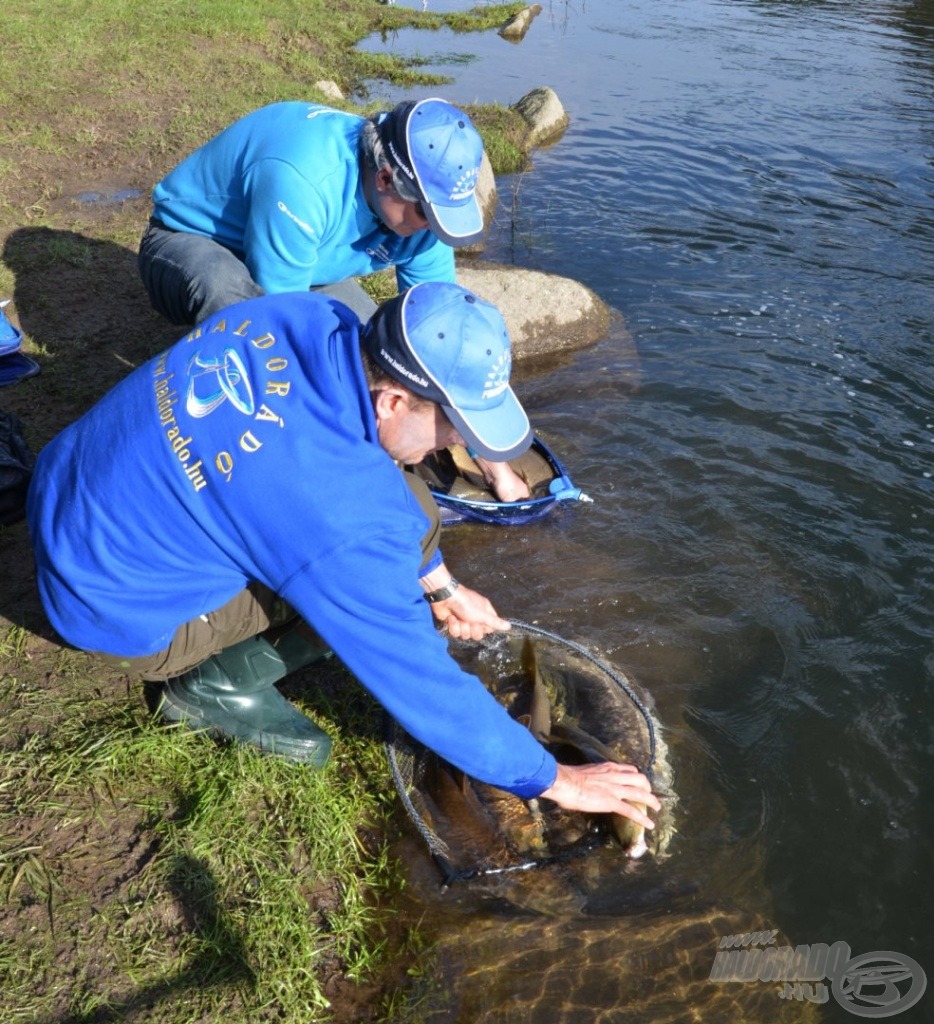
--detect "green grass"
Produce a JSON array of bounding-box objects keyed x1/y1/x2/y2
[
  {"x1": 0, "y1": 663, "x2": 409, "y2": 1022},
  {"x1": 467, "y1": 102, "x2": 532, "y2": 175},
  {"x1": 0, "y1": 0, "x2": 542, "y2": 1018},
  {"x1": 0, "y1": 0, "x2": 529, "y2": 215}
]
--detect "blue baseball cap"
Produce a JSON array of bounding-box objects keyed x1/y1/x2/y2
[
  {"x1": 362, "y1": 283, "x2": 532, "y2": 462},
  {"x1": 378, "y1": 98, "x2": 485, "y2": 247}
]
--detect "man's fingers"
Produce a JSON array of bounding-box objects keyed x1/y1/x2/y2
[
  {"x1": 614, "y1": 776, "x2": 662, "y2": 813},
  {"x1": 581, "y1": 761, "x2": 658, "y2": 800},
  {"x1": 617, "y1": 800, "x2": 658, "y2": 829},
  {"x1": 443, "y1": 611, "x2": 510, "y2": 640}
]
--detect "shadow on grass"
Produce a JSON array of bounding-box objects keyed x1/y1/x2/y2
[
  {"x1": 1, "y1": 226, "x2": 179, "y2": 448},
  {"x1": 1, "y1": 225, "x2": 389, "y2": 747},
  {"x1": 32, "y1": 853, "x2": 255, "y2": 1024},
  {"x1": 0, "y1": 226, "x2": 179, "y2": 644}
]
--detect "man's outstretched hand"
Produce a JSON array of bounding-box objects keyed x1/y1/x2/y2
[{"x1": 540, "y1": 761, "x2": 660, "y2": 828}]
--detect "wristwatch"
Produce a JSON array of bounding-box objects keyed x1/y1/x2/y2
[{"x1": 423, "y1": 577, "x2": 460, "y2": 603}]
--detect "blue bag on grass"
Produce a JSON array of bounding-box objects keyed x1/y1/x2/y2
[
  {"x1": 0, "y1": 302, "x2": 40, "y2": 386},
  {"x1": 0, "y1": 353, "x2": 41, "y2": 387}
]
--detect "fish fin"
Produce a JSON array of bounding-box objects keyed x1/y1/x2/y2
[
  {"x1": 549, "y1": 719, "x2": 621, "y2": 765},
  {"x1": 520, "y1": 634, "x2": 536, "y2": 682}
]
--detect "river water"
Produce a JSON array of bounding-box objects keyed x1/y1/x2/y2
[{"x1": 361, "y1": 1, "x2": 934, "y2": 1020}]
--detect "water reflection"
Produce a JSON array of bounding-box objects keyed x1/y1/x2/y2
[{"x1": 364, "y1": 0, "x2": 934, "y2": 1019}]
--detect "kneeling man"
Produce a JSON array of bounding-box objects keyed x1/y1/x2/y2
[{"x1": 27, "y1": 283, "x2": 658, "y2": 824}]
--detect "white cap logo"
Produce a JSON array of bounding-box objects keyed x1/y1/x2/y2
[
  {"x1": 482, "y1": 351, "x2": 510, "y2": 400},
  {"x1": 450, "y1": 166, "x2": 480, "y2": 202}
]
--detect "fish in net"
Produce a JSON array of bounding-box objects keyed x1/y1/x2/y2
[
  {"x1": 385, "y1": 620, "x2": 674, "y2": 885},
  {"x1": 409, "y1": 438, "x2": 591, "y2": 525}
]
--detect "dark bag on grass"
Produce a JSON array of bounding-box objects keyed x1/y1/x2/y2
[{"x1": 0, "y1": 409, "x2": 36, "y2": 526}]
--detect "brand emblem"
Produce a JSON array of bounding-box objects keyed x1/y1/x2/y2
[
  {"x1": 277, "y1": 201, "x2": 315, "y2": 235},
  {"x1": 450, "y1": 165, "x2": 480, "y2": 202},
  {"x1": 186, "y1": 349, "x2": 255, "y2": 418},
  {"x1": 365, "y1": 244, "x2": 393, "y2": 264},
  {"x1": 482, "y1": 350, "x2": 510, "y2": 400}
]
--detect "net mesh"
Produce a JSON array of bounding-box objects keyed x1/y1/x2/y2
[{"x1": 385, "y1": 621, "x2": 661, "y2": 884}]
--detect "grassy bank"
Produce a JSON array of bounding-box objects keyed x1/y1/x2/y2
[{"x1": 0, "y1": 1, "x2": 528, "y2": 1020}]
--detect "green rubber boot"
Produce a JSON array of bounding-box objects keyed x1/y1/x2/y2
[{"x1": 159, "y1": 632, "x2": 332, "y2": 767}]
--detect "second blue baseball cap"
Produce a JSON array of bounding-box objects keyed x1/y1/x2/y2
[
  {"x1": 379, "y1": 98, "x2": 485, "y2": 247},
  {"x1": 362, "y1": 283, "x2": 532, "y2": 462}
]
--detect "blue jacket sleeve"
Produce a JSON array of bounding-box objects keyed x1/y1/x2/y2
[
  {"x1": 394, "y1": 235, "x2": 457, "y2": 291},
  {"x1": 277, "y1": 527, "x2": 557, "y2": 798},
  {"x1": 242, "y1": 159, "x2": 328, "y2": 293}
]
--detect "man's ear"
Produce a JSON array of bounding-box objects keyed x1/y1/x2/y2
[
  {"x1": 372, "y1": 386, "x2": 408, "y2": 422},
  {"x1": 374, "y1": 166, "x2": 394, "y2": 195}
]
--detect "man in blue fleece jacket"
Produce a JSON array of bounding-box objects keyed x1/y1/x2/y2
[
  {"x1": 27, "y1": 283, "x2": 658, "y2": 823},
  {"x1": 138, "y1": 98, "x2": 477, "y2": 325},
  {"x1": 139, "y1": 96, "x2": 531, "y2": 504}
]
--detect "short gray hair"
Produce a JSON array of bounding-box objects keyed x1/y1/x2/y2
[{"x1": 360, "y1": 118, "x2": 422, "y2": 204}]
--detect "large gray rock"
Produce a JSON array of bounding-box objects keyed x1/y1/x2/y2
[
  {"x1": 455, "y1": 263, "x2": 610, "y2": 360},
  {"x1": 513, "y1": 87, "x2": 570, "y2": 149},
  {"x1": 460, "y1": 151, "x2": 498, "y2": 256},
  {"x1": 476, "y1": 150, "x2": 497, "y2": 228}
]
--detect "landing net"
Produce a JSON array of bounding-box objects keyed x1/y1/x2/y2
[{"x1": 385, "y1": 620, "x2": 658, "y2": 885}]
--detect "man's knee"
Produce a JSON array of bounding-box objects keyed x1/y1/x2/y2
[
  {"x1": 193, "y1": 253, "x2": 265, "y2": 323},
  {"x1": 102, "y1": 583, "x2": 294, "y2": 681},
  {"x1": 138, "y1": 224, "x2": 263, "y2": 325},
  {"x1": 312, "y1": 279, "x2": 378, "y2": 323}
]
